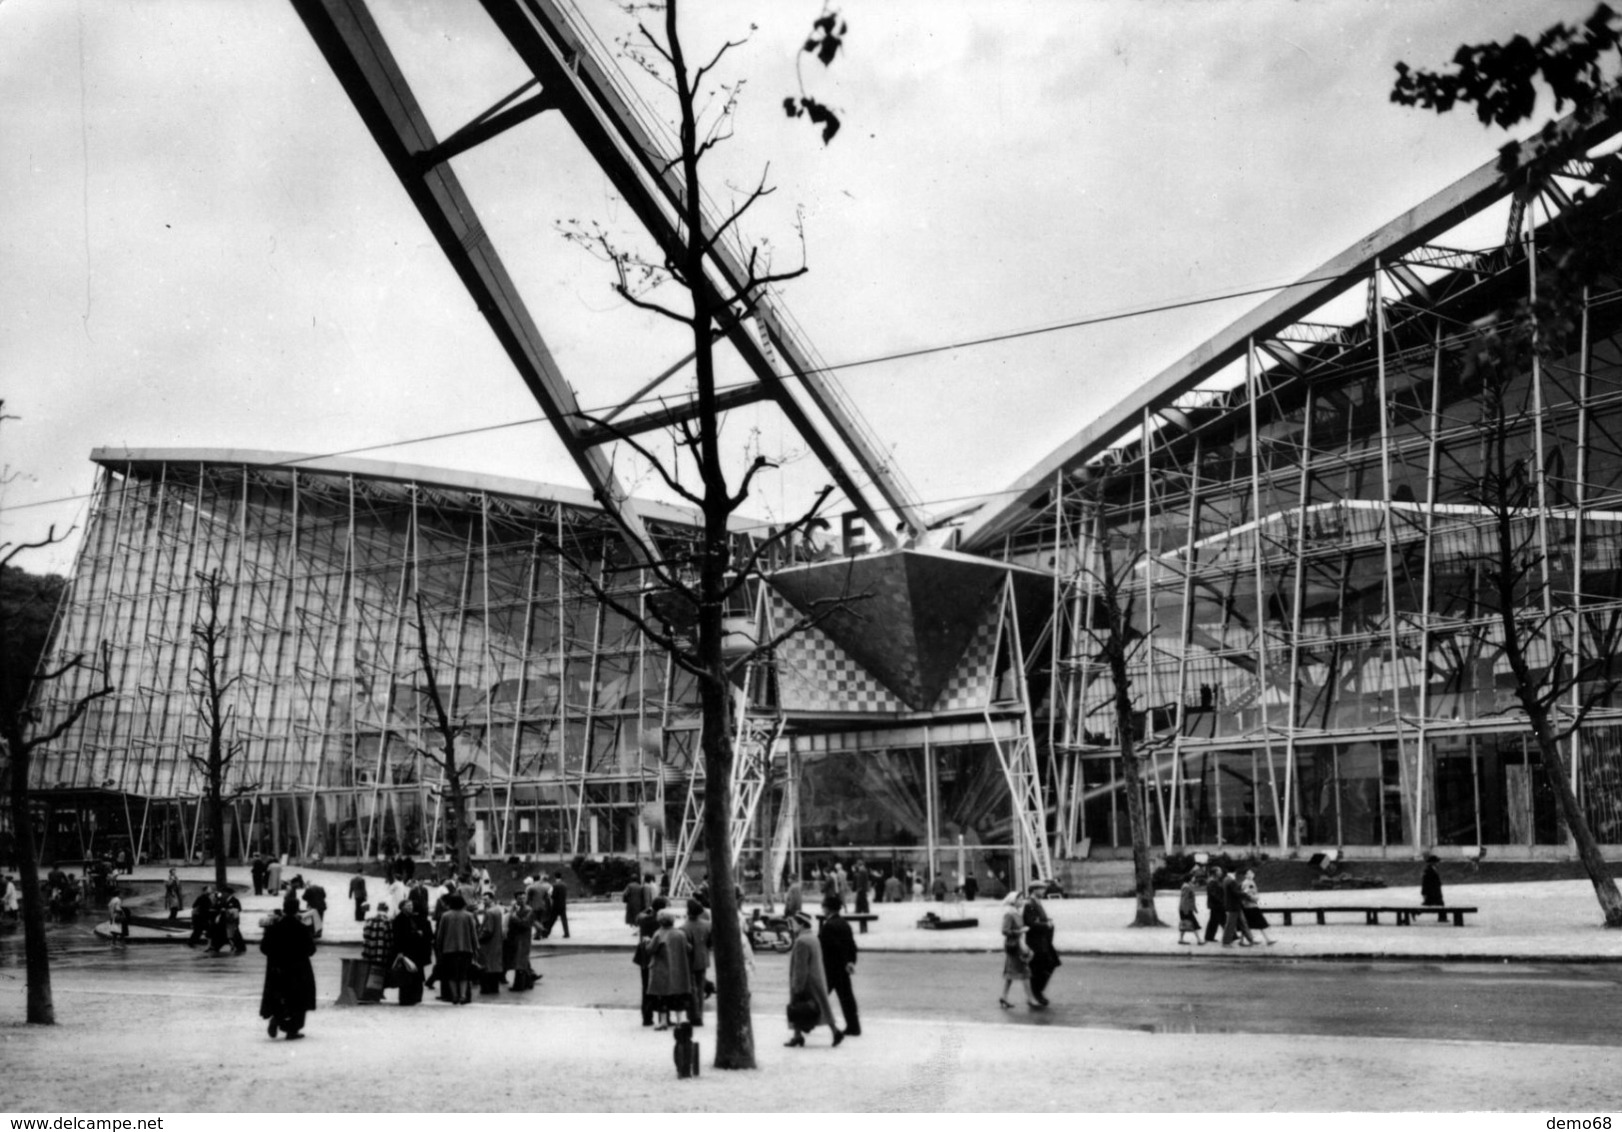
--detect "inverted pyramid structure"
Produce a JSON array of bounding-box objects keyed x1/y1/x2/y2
[{"x1": 766, "y1": 549, "x2": 1046, "y2": 711}]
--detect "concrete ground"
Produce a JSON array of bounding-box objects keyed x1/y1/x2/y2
[{"x1": 1, "y1": 864, "x2": 1618, "y2": 1112}]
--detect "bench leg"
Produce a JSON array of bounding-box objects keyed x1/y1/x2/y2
[
  {"x1": 1395, "y1": 911, "x2": 1410, "y2": 926},
  {"x1": 1452, "y1": 911, "x2": 1464, "y2": 927},
  {"x1": 858, "y1": 919, "x2": 867, "y2": 934},
  {"x1": 1315, "y1": 911, "x2": 1325, "y2": 926},
  {"x1": 1280, "y1": 911, "x2": 1293, "y2": 927}
]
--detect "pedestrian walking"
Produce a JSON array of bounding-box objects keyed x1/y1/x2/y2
[
  {"x1": 1204, "y1": 867, "x2": 1226, "y2": 944},
  {"x1": 349, "y1": 867, "x2": 368, "y2": 921},
  {"x1": 187, "y1": 888, "x2": 213, "y2": 948},
  {"x1": 998, "y1": 891, "x2": 1040, "y2": 1009},
  {"x1": 259, "y1": 893, "x2": 316, "y2": 1040},
  {"x1": 1023, "y1": 887, "x2": 1060, "y2": 1004},
  {"x1": 548, "y1": 871, "x2": 571, "y2": 938},
  {"x1": 1178, "y1": 873, "x2": 1205, "y2": 945},
  {"x1": 784, "y1": 912, "x2": 843, "y2": 1048},
  {"x1": 250, "y1": 854, "x2": 268, "y2": 896},
  {"x1": 433, "y1": 892, "x2": 478, "y2": 1005},
  {"x1": 1240, "y1": 869, "x2": 1277, "y2": 945},
  {"x1": 818, "y1": 894, "x2": 861, "y2": 1036},
  {"x1": 265, "y1": 856, "x2": 283, "y2": 895},
  {"x1": 1421, "y1": 854, "x2": 1446, "y2": 923},
  {"x1": 218, "y1": 887, "x2": 247, "y2": 954},
  {"x1": 1221, "y1": 870, "x2": 1257, "y2": 947},
  {"x1": 783, "y1": 877, "x2": 803, "y2": 918},
  {"x1": 107, "y1": 892, "x2": 129, "y2": 944},
  {"x1": 852, "y1": 861, "x2": 871, "y2": 915},
  {"x1": 882, "y1": 871, "x2": 903, "y2": 904}
]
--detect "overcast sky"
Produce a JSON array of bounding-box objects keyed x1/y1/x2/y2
[{"x1": 0, "y1": 0, "x2": 1596, "y2": 573}]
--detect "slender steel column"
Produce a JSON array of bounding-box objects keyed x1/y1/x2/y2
[
  {"x1": 1416, "y1": 321, "x2": 1445, "y2": 851},
  {"x1": 1284, "y1": 383, "x2": 1315, "y2": 850},
  {"x1": 1570, "y1": 286, "x2": 1592, "y2": 812},
  {"x1": 1374, "y1": 262, "x2": 1416, "y2": 853},
  {"x1": 1247, "y1": 340, "x2": 1284, "y2": 847}
]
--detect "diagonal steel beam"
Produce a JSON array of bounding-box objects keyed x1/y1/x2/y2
[
  {"x1": 290, "y1": 0, "x2": 656, "y2": 564},
  {"x1": 481, "y1": 0, "x2": 924, "y2": 545}
]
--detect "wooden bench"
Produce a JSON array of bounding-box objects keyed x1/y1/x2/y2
[
  {"x1": 816, "y1": 912, "x2": 878, "y2": 934},
  {"x1": 1257, "y1": 905, "x2": 1478, "y2": 928}
]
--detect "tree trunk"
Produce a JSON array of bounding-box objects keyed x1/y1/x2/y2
[
  {"x1": 1111, "y1": 659, "x2": 1163, "y2": 927},
  {"x1": 209, "y1": 779, "x2": 227, "y2": 891},
  {"x1": 1524, "y1": 705, "x2": 1622, "y2": 926},
  {"x1": 446, "y1": 775, "x2": 470, "y2": 877},
  {"x1": 699, "y1": 654, "x2": 754, "y2": 1069},
  {"x1": 4, "y1": 737, "x2": 55, "y2": 1024}
]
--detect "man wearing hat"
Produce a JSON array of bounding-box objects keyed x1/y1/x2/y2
[
  {"x1": 785, "y1": 911, "x2": 843, "y2": 1048},
  {"x1": 818, "y1": 893, "x2": 860, "y2": 1037}
]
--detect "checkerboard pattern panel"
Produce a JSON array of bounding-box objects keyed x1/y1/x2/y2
[
  {"x1": 769, "y1": 592, "x2": 904, "y2": 714},
  {"x1": 932, "y1": 599, "x2": 1002, "y2": 712}
]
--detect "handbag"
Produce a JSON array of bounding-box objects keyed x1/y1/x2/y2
[
  {"x1": 393, "y1": 954, "x2": 419, "y2": 976},
  {"x1": 785, "y1": 993, "x2": 819, "y2": 1030}
]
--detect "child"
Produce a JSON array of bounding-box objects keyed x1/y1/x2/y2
[{"x1": 1177, "y1": 874, "x2": 1204, "y2": 945}]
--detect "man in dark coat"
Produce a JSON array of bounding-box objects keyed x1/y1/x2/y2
[
  {"x1": 1421, "y1": 854, "x2": 1446, "y2": 923},
  {"x1": 250, "y1": 854, "x2": 268, "y2": 896},
  {"x1": 187, "y1": 888, "x2": 214, "y2": 948},
  {"x1": 635, "y1": 896, "x2": 666, "y2": 1026},
  {"x1": 348, "y1": 868, "x2": 369, "y2": 921},
  {"x1": 548, "y1": 871, "x2": 570, "y2": 939},
  {"x1": 1221, "y1": 870, "x2": 1255, "y2": 947},
  {"x1": 817, "y1": 895, "x2": 861, "y2": 1037},
  {"x1": 260, "y1": 893, "x2": 316, "y2": 1039},
  {"x1": 624, "y1": 874, "x2": 652, "y2": 927},
  {"x1": 681, "y1": 897, "x2": 711, "y2": 1025},
  {"x1": 1204, "y1": 867, "x2": 1226, "y2": 944},
  {"x1": 1023, "y1": 890, "x2": 1060, "y2": 1006}
]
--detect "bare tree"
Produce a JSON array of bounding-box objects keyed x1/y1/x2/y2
[
  {"x1": 410, "y1": 592, "x2": 475, "y2": 879},
  {"x1": 552, "y1": 2, "x2": 860, "y2": 1070},
  {"x1": 187, "y1": 569, "x2": 248, "y2": 891},
  {"x1": 1081, "y1": 517, "x2": 1164, "y2": 928},
  {"x1": 0, "y1": 528, "x2": 115, "y2": 1024},
  {"x1": 1454, "y1": 352, "x2": 1622, "y2": 926}
]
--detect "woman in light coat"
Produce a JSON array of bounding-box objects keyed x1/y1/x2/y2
[
  {"x1": 785, "y1": 912, "x2": 841, "y2": 1047},
  {"x1": 647, "y1": 909, "x2": 693, "y2": 1030},
  {"x1": 999, "y1": 891, "x2": 1039, "y2": 1010}
]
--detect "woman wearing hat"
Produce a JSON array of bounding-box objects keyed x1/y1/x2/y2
[
  {"x1": 647, "y1": 909, "x2": 693, "y2": 1031},
  {"x1": 999, "y1": 891, "x2": 1040, "y2": 1010},
  {"x1": 785, "y1": 911, "x2": 843, "y2": 1047}
]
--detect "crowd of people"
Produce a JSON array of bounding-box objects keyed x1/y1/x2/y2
[{"x1": 1175, "y1": 866, "x2": 1278, "y2": 947}]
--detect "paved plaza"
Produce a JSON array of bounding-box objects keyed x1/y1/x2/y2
[{"x1": 3, "y1": 866, "x2": 1621, "y2": 1112}]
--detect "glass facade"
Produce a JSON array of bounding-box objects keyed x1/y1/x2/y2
[{"x1": 1002, "y1": 187, "x2": 1622, "y2": 858}]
